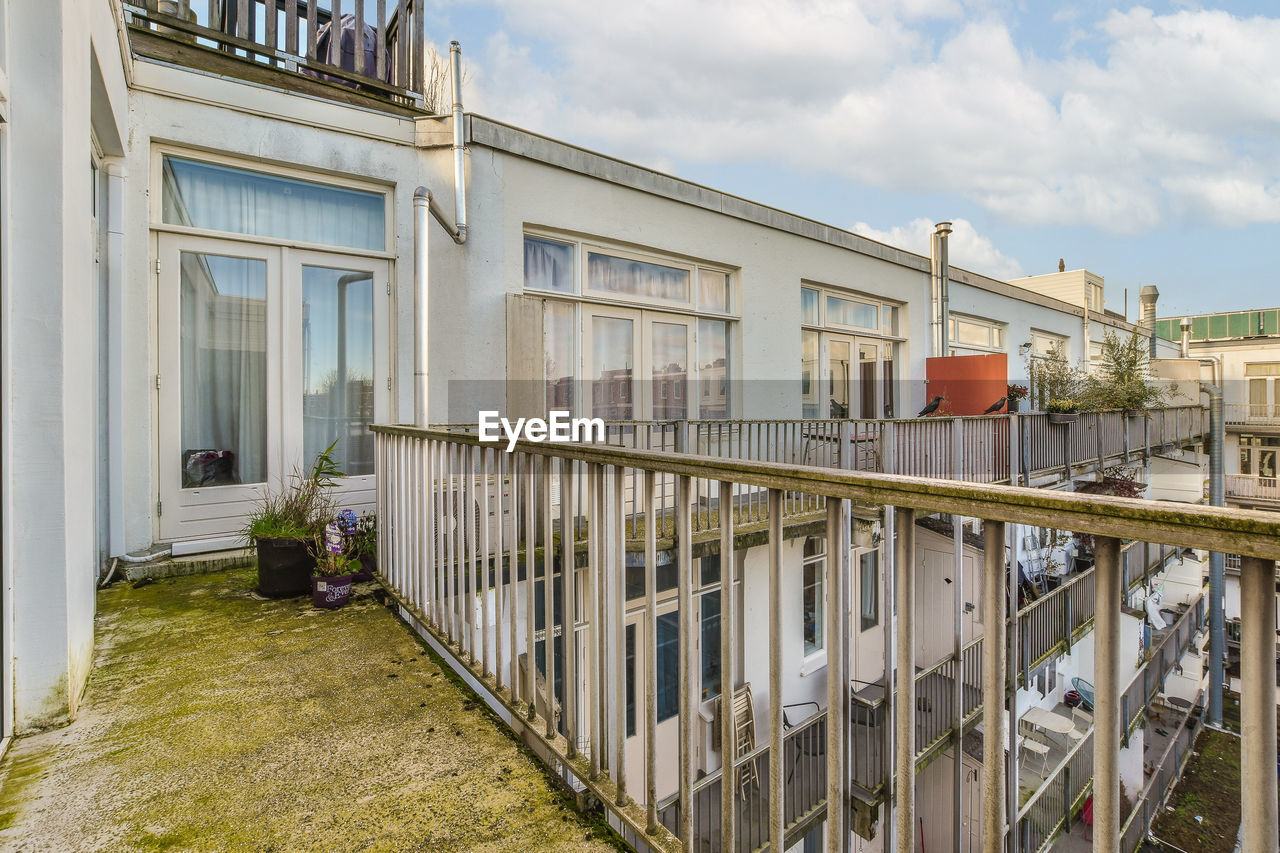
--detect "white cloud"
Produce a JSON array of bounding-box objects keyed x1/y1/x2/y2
[
  {"x1": 852, "y1": 217, "x2": 1026, "y2": 280},
  {"x1": 463, "y1": 3, "x2": 1280, "y2": 233}
]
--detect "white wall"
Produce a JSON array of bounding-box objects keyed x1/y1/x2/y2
[{"x1": 3, "y1": 0, "x2": 128, "y2": 731}]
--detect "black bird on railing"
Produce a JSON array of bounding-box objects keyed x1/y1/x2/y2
[
  {"x1": 917, "y1": 396, "x2": 944, "y2": 417},
  {"x1": 982, "y1": 396, "x2": 1008, "y2": 415}
]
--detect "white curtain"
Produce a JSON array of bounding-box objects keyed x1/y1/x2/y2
[
  {"x1": 180, "y1": 252, "x2": 268, "y2": 486},
  {"x1": 163, "y1": 156, "x2": 385, "y2": 251}
]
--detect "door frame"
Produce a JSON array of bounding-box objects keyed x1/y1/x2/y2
[{"x1": 156, "y1": 233, "x2": 390, "y2": 548}]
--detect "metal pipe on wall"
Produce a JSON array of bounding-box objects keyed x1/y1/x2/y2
[
  {"x1": 450, "y1": 41, "x2": 468, "y2": 243},
  {"x1": 1198, "y1": 354, "x2": 1227, "y2": 726},
  {"x1": 936, "y1": 222, "x2": 952, "y2": 357},
  {"x1": 413, "y1": 187, "x2": 430, "y2": 427}
]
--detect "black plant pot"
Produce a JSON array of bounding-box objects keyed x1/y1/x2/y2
[
  {"x1": 256, "y1": 536, "x2": 312, "y2": 598},
  {"x1": 351, "y1": 552, "x2": 376, "y2": 583}
]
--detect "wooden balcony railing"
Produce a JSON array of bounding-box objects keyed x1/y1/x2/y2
[
  {"x1": 371, "y1": 424, "x2": 1278, "y2": 853},
  {"x1": 124, "y1": 0, "x2": 430, "y2": 109}
]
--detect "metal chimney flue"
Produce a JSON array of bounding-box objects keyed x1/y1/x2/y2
[
  {"x1": 450, "y1": 41, "x2": 468, "y2": 243},
  {"x1": 931, "y1": 221, "x2": 953, "y2": 357}
]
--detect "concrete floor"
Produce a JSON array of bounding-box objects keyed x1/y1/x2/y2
[{"x1": 0, "y1": 568, "x2": 619, "y2": 852}]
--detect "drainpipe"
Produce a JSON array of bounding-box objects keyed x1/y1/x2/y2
[
  {"x1": 1199, "y1": 352, "x2": 1225, "y2": 727},
  {"x1": 450, "y1": 41, "x2": 468, "y2": 244},
  {"x1": 414, "y1": 188, "x2": 431, "y2": 427},
  {"x1": 931, "y1": 222, "x2": 952, "y2": 357}
]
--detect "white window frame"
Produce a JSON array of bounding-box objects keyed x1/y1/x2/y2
[
  {"x1": 801, "y1": 283, "x2": 900, "y2": 338},
  {"x1": 1030, "y1": 329, "x2": 1067, "y2": 359},
  {"x1": 149, "y1": 145, "x2": 396, "y2": 260},
  {"x1": 525, "y1": 230, "x2": 739, "y2": 419},
  {"x1": 948, "y1": 313, "x2": 1006, "y2": 355},
  {"x1": 802, "y1": 536, "x2": 826, "y2": 662}
]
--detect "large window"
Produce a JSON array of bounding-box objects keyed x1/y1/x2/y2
[
  {"x1": 1240, "y1": 435, "x2": 1280, "y2": 479},
  {"x1": 525, "y1": 234, "x2": 737, "y2": 419},
  {"x1": 803, "y1": 537, "x2": 825, "y2": 656},
  {"x1": 162, "y1": 156, "x2": 386, "y2": 251},
  {"x1": 1245, "y1": 363, "x2": 1280, "y2": 418},
  {"x1": 1030, "y1": 330, "x2": 1067, "y2": 358},
  {"x1": 949, "y1": 314, "x2": 1006, "y2": 355},
  {"x1": 800, "y1": 284, "x2": 900, "y2": 419}
]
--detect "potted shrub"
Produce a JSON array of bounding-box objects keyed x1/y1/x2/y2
[
  {"x1": 243, "y1": 439, "x2": 342, "y2": 598},
  {"x1": 310, "y1": 521, "x2": 358, "y2": 609},
  {"x1": 1006, "y1": 383, "x2": 1029, "y2": 413}
]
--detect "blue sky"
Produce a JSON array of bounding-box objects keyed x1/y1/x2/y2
[{"x1": 423, "y1": 2, "x2": 1279, "y2": 319}]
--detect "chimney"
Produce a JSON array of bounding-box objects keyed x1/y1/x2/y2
[
  {"x1": 1138, "y1": 285, "x2": 1159, "y2": 330},
  {"x1": 1058, "y1": 258, "x2": 1065, "y2": 273}
]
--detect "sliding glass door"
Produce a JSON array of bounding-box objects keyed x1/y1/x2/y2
[{"x1": 158, "y1": 234, "x2": 389, "y2": 545}]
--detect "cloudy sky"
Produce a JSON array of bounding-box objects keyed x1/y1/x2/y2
[{"x1": 424, "y1": 2, "x2": 1278, "y2": 319}]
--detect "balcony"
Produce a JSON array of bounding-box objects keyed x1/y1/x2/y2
[
  {"x1": 371, "y1": 423, "x2": 1278, "y2": 853},
  {"x1": 124, "y1": 0, "x2": 433, "y2": 116},
  {"x1": 584, "y1": 406, "x2": 1205, "y2": 485},
  {"x1": 1224, "y1": 402, "x2": 1280, "y2": 430},
  {"x1": 1225, "y1": 473, "x2": 1280, "y2": 507}
]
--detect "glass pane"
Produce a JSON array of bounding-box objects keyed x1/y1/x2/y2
[
  {"x1": 162, "y1": 157, "x2": 385, "y2": 251},
  {"x1": 860, "y1": 551, "x2": 879, "y2": 631},
  {"x1": 1261, "y1": 450, "x2": 1277, "y2": 479},
  {"x1": 180, "y1": 252, "x2": 268, "y2": 487},
  {"x1": 545, "y1": 301, "x2": 575, "y2": 413},
  {"x1": 525, "y1": 236, "x2": 574, "y2": 293},
  {"x1": 656, "y1": 611, "x2": 679, "y2": 722},
  {"x1": 701, "y1": 592, "x2": 721, "y2": 699},
  {"x1": 801, "y1": 330, "x2": 820, "y2": 418},
  {"x1": 652, "y1": 322, "x2": 688, "y2": 420},
  {"x1": 829, "y1": 340, "x2": 851, "y2": 419},
  {"x1": 588, "y1": 252, "x2": 690, "y2": 302},
  {"x1": 302, "y1": 265, "x2": 374, "y2": 475},
  {"x1": 801, "y1": 287, "x2": 819, "y2": 324},
  {"x1": 803, "y1": 557, "x2": 824, "y2": 655},
  {"x1": 699, "y1": 269, "x2": 730, "y2": 313},
  {"x1": 956, "y1": 319, "x2": 991, "y2": 347},
  {"x1": 592, "y1": 316, "x2": 633, "y2": 419},
  {"x1": 698, "y1": 319, "x2": 729, "y2": 418},
  {"x1": 827, "y1": 295, "x2": 877, "y2": 329},
  {"x1": 859, "y1": 345, "x2": 877, "y2": 419}
]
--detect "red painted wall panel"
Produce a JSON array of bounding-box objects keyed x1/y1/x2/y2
[{"x1": 924, "y1": 353, "x2": 1008, "y2": 416}]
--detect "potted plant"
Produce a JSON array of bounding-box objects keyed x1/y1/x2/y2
[
  {"x1": 242, "y1": 439, "x2": 342, "y2": 598},
  {"x1": 310, "y1": 521, "x2": 358, "y2": 609},
  {"x1": 1006, "y1": 383, "x2": 1029, "y2": 413},
  {"x1": 1046, "y1": 399, "x2": 1079, "y2": 425},
  {"x1": 347, "y1": 512, "x2": 377, "y2": 582}
]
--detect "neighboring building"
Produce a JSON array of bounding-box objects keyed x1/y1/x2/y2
[{"x1": 0, "y1": 5, "x2": 1253, "y2": 853}]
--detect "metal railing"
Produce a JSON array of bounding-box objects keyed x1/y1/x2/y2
[
  {"x1": 1226, "y1": 473, "x2": 1280, "y2": 503},
  {"x1": 594, "y1": 406, "x2": 1204, "y2": 487},
  {"x1": 1224, "y1": 402, "x2": 1280, "y2": 426},
  {"x1": 1016, "y1": 591, "x2": 1206, "y2": 852},
  {"x1": 125, "y1": 0, "x2": 430, "y2": 106},
  {"x1": 372, "y1": 423, "x2": 1279, "y2": 853},
  {"x1": 1118, "y1": 693, "x2": 1204, "y2": 853}
]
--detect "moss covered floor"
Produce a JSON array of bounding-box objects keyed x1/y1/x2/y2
[{"x1": 0, "y1": 568, "x2": 618, "y2": 852}]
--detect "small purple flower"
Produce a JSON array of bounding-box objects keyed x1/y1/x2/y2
[
  {"x1": 325, "y1": 523, "x2": 344, "y2": 554},
  {"x1": 337, "y1": 509, "x2": 358, "y2": 535}
]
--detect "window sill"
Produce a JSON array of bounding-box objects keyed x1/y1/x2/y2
[{"x1": 799, "y1": 650, "x2": 827, "y2": 677}]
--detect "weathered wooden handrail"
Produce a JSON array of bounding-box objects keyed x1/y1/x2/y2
[{"x1": 372, "y1": 423, "x2": 1280, "y2": 559}]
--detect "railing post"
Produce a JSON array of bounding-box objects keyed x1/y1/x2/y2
[
  {"x1": 563, "y1": 459, "x2": 578, "y2": 758},
  {"x1": 544, "y1": 457, "x2": 557, "y2": 740},
  {"x1": 588, "y1": 463, "x2": 602, "y2": 780},
  {"x1": 677, "y1": 473, "x2": 694, "y2": 850},
  {"x1": 718, "y1": 480, "x2": 737, "y2": 853},
  {"x1": 826, "y1": 494, "x2": 848, "y2": 853},
  {"x1": 524, "y1": 455, "x2": 537, "y2": 724},
  {"x1": 1093, "y1": 536, "x2": 1122, "y2": 852},
  {"x1": 768, "y1": 488, "x2": 785, "y2": 853},
  {"x1": 1240, "y1": 555, "x2": 1279, "y2": 853},
  {"x1": 613, "y1": 466, "x2": 629, "y2": 807},
  {"x1": 644, "y1": 469, "x2": 659, "y2": 834},
  {"x1": 952, "y1": 417, "x2": 963, "y2": 481},
  {"x1": 981, "y1": 520, "x2": 1006, "y2": 853},
  {"x1": 894, "y1": 506, "x2": 916, "y2": 853}
]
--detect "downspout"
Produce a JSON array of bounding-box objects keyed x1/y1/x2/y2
[
  {"x1": 414, "y1": 189, "x2": 431, "y2": 427},
  {"x1": 929, "y1": 231, "x2": 940, "y2": 357},
  {"x1": 411, "y1": 43, "x2": 469, "y2": 425},
  {"x1": 450, "y1": 41, "x2": 468, "y2": 244},
  {"x1": 1198, "y1": 347, "x2": 1226, "y2": 727}
]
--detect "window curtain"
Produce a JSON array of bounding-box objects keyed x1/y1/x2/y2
[
  {"x1": 163, "y1": 157, "x2": 385, "y2": 251},
  {"x1": 180, "y1": 253, "x2": 268, "y2": 486}
]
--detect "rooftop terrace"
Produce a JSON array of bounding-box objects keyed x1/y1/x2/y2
[{"x1": 0, "y1": 567, "x2": 617, "y2": 851}]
